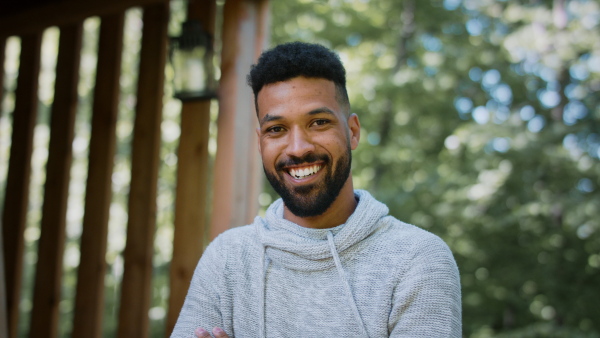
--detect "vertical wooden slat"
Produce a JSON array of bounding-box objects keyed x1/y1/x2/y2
[
  {"x1": 165, "y1": 0, "x2": 216, "y2": 334},
  {"x1": 209, "y1": 0, "x2": 268, "y2": 239},
  {"x1": 0, "y1": 37, "x2": 8, "y2": 338},
  {"x1": 1, "y1": 32, "x2": 42, "y2": 338},
  {"x1": 0, "y1": 38, "x2": 5, "y2": 115},
  {"x1": 166, "y1": 102, "x2": 211, "y2": 335},
  {"x1": 29, "y1": 23, "x2": 82, "y2": 338},
  {"x1": 247, "y1": 0, "x2": 269, "y2": 223},
  {"x1": 117, "y1": 3, "x2": 168, "y2": 337},
  {"x1": 71, "y1": 13, "x2": 124, "y2": 338},
  {"x1": 0, "y1": 230, "x2": 7, "y2": 338}
]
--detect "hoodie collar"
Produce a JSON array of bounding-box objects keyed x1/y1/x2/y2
[{"x1": 255, "y1": 190, "x2": 389, "y2": 271}]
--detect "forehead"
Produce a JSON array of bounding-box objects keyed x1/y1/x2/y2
[{"x1": 256, "y1": 77, "x2": 340, "y2": 121}]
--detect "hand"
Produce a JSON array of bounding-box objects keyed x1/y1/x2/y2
[{"x1": 194, "y1": 327, "x2": 229, "y2": 338}]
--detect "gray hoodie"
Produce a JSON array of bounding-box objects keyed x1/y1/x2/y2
[{"x1": 171, "y1": 190, "x2": 461, "y2": 337}]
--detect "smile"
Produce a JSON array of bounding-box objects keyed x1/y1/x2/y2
[{"x1": 287, "y1": 164, "x2": 322, "y2": 179}]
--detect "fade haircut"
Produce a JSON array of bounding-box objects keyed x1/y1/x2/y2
[{"x1": 247, "y1": 42, "x2": 350, "y2": 116}]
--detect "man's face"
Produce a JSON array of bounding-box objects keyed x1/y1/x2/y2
[{"x1": 256, "y1": 77, "x2": 360, "y2": 217}]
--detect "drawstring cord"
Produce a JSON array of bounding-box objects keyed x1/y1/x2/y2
[
  {"x1": 327, "y1": 231, "x2": 369, "y2": 337},
  {"x1": 259, "y1": 229, "x2": 369, "y2": 338},
  {"x1": 259, "y1": 246, "x2": 267, "y2": 338}
]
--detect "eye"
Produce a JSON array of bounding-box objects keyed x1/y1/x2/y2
[
  {"x1": 266, "y1": 125, "x2": 284, "y2": 134},
  {"x1": 312, "y1": 119, "x2": 330, "y2": 126}
]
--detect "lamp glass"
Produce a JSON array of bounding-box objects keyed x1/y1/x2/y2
[
  {"x1": 172, "y1": 45, "x2": 208, "y2": 95},
  {"x1": 170, "y1": 20, "x2": 216, "y2": 101}
]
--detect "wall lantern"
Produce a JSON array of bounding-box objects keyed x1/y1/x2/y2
[{"x1": 169, "y1": 20, "x2": 217, "y2": 101}]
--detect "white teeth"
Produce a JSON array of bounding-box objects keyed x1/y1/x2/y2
[{"x1": 289, "y1": 165, "x2": 321, "y2": 179}]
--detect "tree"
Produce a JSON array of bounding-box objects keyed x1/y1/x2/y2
[{"x1": 269, "y1": 0, "x2": 600, "y2": 336}]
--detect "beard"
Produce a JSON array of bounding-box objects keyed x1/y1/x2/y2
[{"x1": 264, "y1": 147, "x2": 352, "y2": 218}]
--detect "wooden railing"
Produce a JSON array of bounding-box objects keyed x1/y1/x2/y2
[{"x1": 0, "y1": 0, "x2": 268, "y2": 337}]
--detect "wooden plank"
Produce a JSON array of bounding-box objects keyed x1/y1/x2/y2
[
  {"x1": 165, "y1": 0, "x2": 216, "y2": 334},
  {"x1": 209, "y1": 0, "x2": 268, "y2": 240},
  {"x1": 0, "y1": 38, "x2": 5, "y2": 338},
  {"x1": 165, "y1": 102, "x2": 211, "y2": 335},
  {"x1": 0, "y1": 38, "x2": 5, "y2": 117},
  {"x1": 0, "y1": 39, "x2": 7, "y2": 334},
  {"x1": 0, "y1": 36, "x2": 7, "y2": 338},
  {"x1": 247, "y1": 0, "x2": 269, "y2": 223},
  {"x1": 0, "y1": 52, "x2": 4, "y2": 334},
  {"x1": 116, "y1": 3, "x2": 168, "y2": 337},
  {"x1": 0, "y1": 0, "x2": 168, "y2": 39},
  {"x1": 1, "y1": 32, "x2": 42, "y2": 338},
  {"x1": 0, "y1": 225, "x2": 7, "y2": 338},
  {"x1": 71, "y1": 13, "x2": 124, "y2": 338},
  {"x1": 29, "y1": 22, "x2": 82, "y2": 338}
]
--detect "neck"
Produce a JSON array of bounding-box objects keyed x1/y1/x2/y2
[{"x1": 283, "y1": 178, "x2": 357, "y2": 229}]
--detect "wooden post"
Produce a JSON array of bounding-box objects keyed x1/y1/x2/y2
[
  {"x1": 0, "y1": 38, "x2": 5, "y2": 116},
  {"x1": 248, "y1": 0, "x2": 270, "y2": 223},
  {"x1": 0, "y1": 37, "x2": 7, "y2": 338},
  {"x1": 71, "y1": 13, "x2": 124, "y2": 338},
  {"x1": 209, "y1": 0, "x2": 269, "y2": 239},
  {"x1": 116, "y1": 3, "x2": 168, "y2": 337},
  {"x1": 1, "y1": 32, "x2": 42, "y2": 338},
  {"x1": 165, "y1": 0, "x2": 216, "y2": 334},
  {"x1": 0, "y1": 226, "x2": 7, "y2": 338},
  {"x1": 29, "y1": 23, "x2": 82, "y2": 338}
]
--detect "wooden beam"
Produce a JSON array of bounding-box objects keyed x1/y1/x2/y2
[
  {"x1": 71, "y1": 13, "x2": 124, "y2": 338},
  {"x1": 209, "y1": 0, "x2": 268, "y2": 239},
  {"x1": 0, "y1": 224, "x2": 7, "y2": 338},
  {"x1": 0, "y1": 0, "x2": 168, "y2": 39},
  {"x1": 1, "y1": 32, "x2": 42, "y2": 338},
  {"x1": 165, "y1": 100, "x2": 212, "y2": 335},
  {"x1": 29, "y1": 22, "x2": 82, "y2": 338},
  {"x1": 0, "y1": 36, "x2": 7, "y2": 338},
  {"x1": 248, "y1": 0, "x2": 270, "y2": 223},
  {"x1": 116, "y1": 3, "x2": 168, "y2": 337},
  {"x1": 165, "y1": 0, "x2": 216, "y2": 334},
  {"x1": 166, "y1": 101, "x2": 211, "y2": 335},
  {"x1": 0, "y1": 38, "x2": 5, "y2": 117}
]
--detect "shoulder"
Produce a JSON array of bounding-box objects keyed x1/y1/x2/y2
[
  {"x1": 379, "y1": 216, "x2": 448, "y2": 246},
  {"x1": 374, "y1": 216, "x2": 457, "y2": 267},
  {"x1": 210, "y1": 224, "x2": 258, "y2": 250},
  {"x1": 204, "y1": 224, "x2": 261, "y2": 263}
]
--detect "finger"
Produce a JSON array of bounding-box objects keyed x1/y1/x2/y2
[
  {"x1": 212, "y1": 327, "x2": 229, "y2": 338},
  {"x1": 194, "y1": 328, "x2": 211, "y2": 338}
]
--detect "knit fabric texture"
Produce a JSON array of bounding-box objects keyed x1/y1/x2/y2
[{"x1": 171, "y1": 190, "x2": 462, "y2": 337}]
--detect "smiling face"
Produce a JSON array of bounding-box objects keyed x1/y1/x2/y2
[{"x1": 256, "y1": 76, "x2": 360, "y2": 218}]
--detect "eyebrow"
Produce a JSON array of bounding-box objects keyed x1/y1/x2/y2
[
  {"x1": 260, "y1": 114, "x2": 283, "y2": 125},
  {"x1": 308, "y1": 107, "x2": 336, "y2": 116},
  {"x1": 260, "y1": 107, "x2": 336, "y2": 125}
]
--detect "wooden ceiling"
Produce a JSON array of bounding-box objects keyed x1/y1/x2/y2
[
  {"x1": 0, "y1": 0, "x2": 166, "y2": 38},
  {"x1": 0, "y1": 0, "x2": 63, "y2": 18}
]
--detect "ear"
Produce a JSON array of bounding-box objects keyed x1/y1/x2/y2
[
  {"x1": 256, "y1": 127, "x2": 262, "y2": 155},
  {"x1": 347, "y1": 113, "x2": 361, "y2": 150}
]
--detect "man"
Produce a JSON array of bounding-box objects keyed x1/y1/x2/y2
[{"x1": 171, "y1": 42, "x2": 461, "y2": 338}]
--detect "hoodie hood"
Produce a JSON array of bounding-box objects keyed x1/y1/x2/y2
[{"x1": 255, "y1": 189, "x2": 389, "y2": 271}]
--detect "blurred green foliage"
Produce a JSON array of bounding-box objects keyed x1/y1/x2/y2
[{"x1": 265, "y1": 0, "x2": 600, "y2": 336}]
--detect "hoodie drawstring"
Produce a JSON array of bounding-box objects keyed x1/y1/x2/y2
[
  {"x1": 258, "y1": 226, "x2": 370, "y2": 338},
  {"x1": 327, "y1": 231, "x2": 369, "y2": 337},
  {"x1": 259, "y1": 245, "x2": 268, "y2": 338}
]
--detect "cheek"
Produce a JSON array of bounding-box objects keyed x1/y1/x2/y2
[
  {"x1": 259, "y1": 140, "x2": 282, "y2": 165},
  {"x1": 316, "y1": 131, "x2": 349, "y2": 153}
]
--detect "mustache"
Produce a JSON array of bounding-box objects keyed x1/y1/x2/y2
[{"x1": 275, "y1": 153, "x2": 329, "y2": 171}]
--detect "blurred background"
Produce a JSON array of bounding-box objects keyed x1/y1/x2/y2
[{"x1": 1, "y1": 0, "x2": 599, "y2": 337}]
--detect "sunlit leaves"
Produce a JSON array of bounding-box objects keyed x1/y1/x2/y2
[{"x1": 269, "y1": 0, "x2": 600, "y2": 335}]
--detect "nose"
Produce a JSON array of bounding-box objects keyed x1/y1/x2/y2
[{"x1": 285, "y1": 128, "x2": 315, "y2": 158}]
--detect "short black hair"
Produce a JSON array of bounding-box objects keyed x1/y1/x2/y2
[{"x1": 247, "y1": 42, "x2": 350, "y2": 115}]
